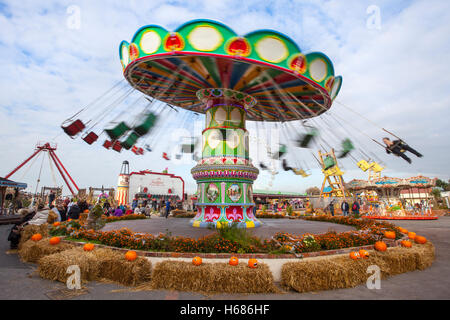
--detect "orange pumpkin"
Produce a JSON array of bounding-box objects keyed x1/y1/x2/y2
[
  {"x1": 384, "y1": 231, "x2": 396, "y2": 239},
  {"x1": 192, "y1": 256, "x2": 202, "y2": 266},
  {"x1": 349, "y1": 251, "x2": 360, "y2": 260},
  {"x1": 125, "y1": 250, "x2": 137, "y2": 261},
  {"x1": 53, "y1": 222, "x2": 61, "y2": 227},
  {"x1": 407, "y1": 232, "x2": 416, "y2": 240},
  {"x1": 414, "y1": 235, "x2": 427, "y2": 244},
  {"x1": 31, "y1": 233, "x2": 42, "y2": 242},
  {"x1": 359, "y1": 249, "x2": 369, "y2": 258},
  {"x1": 83, "y1": 243, "x2": 95, "y2": 251},
  {"x1": 49, "y1": 237, "x2": 61, "y2": 245},
  {"x1": 399, "y1": 227, "x2": 408, "y2": 234},
  {"x1": 248, "y1": 258, "x2": 258, "y2": 268},
  {"x1": 401, "y1": 240, "x2": 412, "y2": 248},
  {"x1": 374, "y1": 241, "x2": 387, "y2": 252},
  {"x1": 229, "y1": 256, "x2": 239, "y2": 266}
]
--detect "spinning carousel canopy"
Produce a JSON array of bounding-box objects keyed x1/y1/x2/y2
[{"x1": 120, "y1": 19, "x2": 342, "y2": 121}]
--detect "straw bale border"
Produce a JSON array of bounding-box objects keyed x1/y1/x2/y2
[
  {"x1": 150, "y1": 261, "x2": 278, "y2": 294},
  {"x1": 281, "y1": 242, "x2": 435, "y2": 293}
]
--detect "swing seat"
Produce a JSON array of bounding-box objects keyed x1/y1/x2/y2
[
  {"x1": 131, "y1": 146, "x2": 144, "y2": 155},
  {"x1": 121, "y1": 132, "x2": 140, "y2": 150},
  {"x1": 272, "y1": 144, "x2": 287, "y2": 159},
  {"x1": 62, "y1": 119, "x2": 85, "y2": 137},
  {"x1": 112, "y1": 140, "x2": 122, "y2": 152},
  {"x1": 341, "y1": 138, "x2": 354, "y2": 151},
  {"x1": 134, "y1": 113, "x2": 157, "y2": 136},
  {"x1": 292, "y1": 168, "x2": 310, "y2": 177},
  {"x1": 357, "y1": 160, "x2": 371, "y2": 171},
  {"x1": 371, "y1": 162, "x2": 384, "y2": 173},
  {"x1": 298, "y1": 128, "x2": 318, "y2": 148},
  {"x1": 338, "y1": 138, "x2": 354, "y2": 158},
  {"x1": 82, "y1": 132, "x2": 98, "y2": 145},
  {"x1": 103, "y1": 140, "x2": 113, "y2": 149},
  {"x1": 323, "y1": 156, "x2": 335, "y2": 170},
  {"x1": 105, "y1": 122, "x2": 130, "y2": 140}
]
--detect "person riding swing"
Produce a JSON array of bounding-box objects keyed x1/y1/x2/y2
[{"x1": 382, "y1": 137, "x2": 422, "y2": 164}]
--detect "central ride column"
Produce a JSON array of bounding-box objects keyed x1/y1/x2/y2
[{"x1": 190, "y1": 88, "x2": 261, "y2": 228}]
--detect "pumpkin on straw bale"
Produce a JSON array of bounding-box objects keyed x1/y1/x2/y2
[
  {"x1": 97, "y1": 250, "x2": 152, "y2": 286},
  {"x1": 281, "y1": 253, "x2": 390, "y2": 293},
  {"x1": 19, "y1": 224, "x2": 49, "y2": 249},
  {"x1": 150, "y1": 260, "x2": 278, "y2": 294},
  {"x1": 18, "y1": 238, "x2": 74, "y2": 263},
  {"x1": 38, "y1": 247, "x2": 152, "y2": 286},
  {"x1": 282, "y1": 242, "x2": 435, "y2": 293}
]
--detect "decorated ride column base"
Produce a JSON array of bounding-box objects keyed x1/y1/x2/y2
[{"x1": 190, "y1": 88, "x2": 261, "y2": 228}]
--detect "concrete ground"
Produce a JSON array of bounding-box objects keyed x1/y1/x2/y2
[{"x1": 1, "y1": 217, "x2": 449, "y2": 300}]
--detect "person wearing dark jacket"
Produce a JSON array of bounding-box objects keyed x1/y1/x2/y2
[
  {"x1": 7, "y1": 209, "x2": 36, "y2": 249},
  {"x1": 341, "y1": 200, "x2": 350, "y2": 216},
  {"x1": 351, "y1": 200, "x2": 360, "y2": 216},
  {"x1": 383, "y1": 137, "x2": 422, "y2": 164},
  {"x1": 67, "y1": 202, "x2": 81, "y2": 220},
  {"x1": 57, "y1": 204, "x2": 67, "y2": 221},
  {"x1": 165, "y1": 199, "x2": 171, "y2": 218}
]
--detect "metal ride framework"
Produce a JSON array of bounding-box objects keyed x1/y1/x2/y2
[
  {"x1": 4, "y1": 142, "x2": 79, "y2": 196},
  {"x1": 318, "y1": 148, "x2": 351, "y2": 200}
]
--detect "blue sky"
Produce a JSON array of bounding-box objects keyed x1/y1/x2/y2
[{"x1": 1, "y1": 0, "x2": 449, "y2": 195}]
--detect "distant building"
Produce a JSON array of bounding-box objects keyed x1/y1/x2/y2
[{"x1": 128, "y1": 170, "x2": 185, "y2": 203}]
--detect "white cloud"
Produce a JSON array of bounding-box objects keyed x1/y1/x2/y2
[{"x1": 0, "y1": 0, "x2": 449, "y2": 197}]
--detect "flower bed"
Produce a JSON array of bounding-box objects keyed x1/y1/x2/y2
[
  {"x1": 48, "y1": 215, "x2": 404, "y2": 255},
  {"x1": 59, "y1": 227, "x2": 277, "y2": 254},
  {"x1": 272, "y1": 216, "x2": 404, "y2": 254},
  {"x1": 255, "y1": 212, "x2": 286, "y2": 219},
  {"x1": 104, "y1": 214, "x2": 147, "y2": 223},
  {"x1": 173, "y1": 211, "x2": 196, "y2": 218}
]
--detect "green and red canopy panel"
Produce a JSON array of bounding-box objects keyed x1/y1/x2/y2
[{"x1": 120, "y1": 19, "x2": 342, "y2": 122}]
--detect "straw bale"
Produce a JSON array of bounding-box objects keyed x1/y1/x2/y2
[
  {"x1": 18, "y1": 238, "x2": 74, "y2": 263},
  {"x1": 414, "y1": 242, "x2": 435, "y2": 270},
  {"x1": 97, "y1": 251, "x2": 152, "y2": 286},
  {"x1": 38, "y1": 247, "x2": 106, "y2": 283},
  {"x1": 47, "y1": 211, "x2": 58, "y2": 224},
  {"x1": 282, "y1": 242, "x2": 435, "y2": 293},
  {"x1": 19, "y1": 223, "x2": 49, "y2": 249},
  {"x1": 38, "y1": 247, "x2": 152, "y2": 286},
  {"x1": 150, "y1": 261, "x2": 277, "y2": 294}
]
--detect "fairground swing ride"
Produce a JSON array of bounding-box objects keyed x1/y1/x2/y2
[{"x1": 59, "y1": 19, "x2": 422, "y2": 227}]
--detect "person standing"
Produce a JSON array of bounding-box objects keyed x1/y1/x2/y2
[
  {"x1": 48, "y1": 191, "x2": 55, "y2": 206},
  {"x1": 341, "y1": 200, "x2": 349, "y2": 216},
  {"x1": 165, "y1": 198, "x2": 171, "y2": 219},
  {"x1": 67, "y1": 201, "x2": 81, "y2": 220},
  {"x1": 351, "y1": 199, "x2": 360, "y2": 217},
  {"x1": 328, "y1": 200, "x2": 335, "y2": 216},
  {"x1": 49, "y1": 204, "x2": 61, "y2": 222}
]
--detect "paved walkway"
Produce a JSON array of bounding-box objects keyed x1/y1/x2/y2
[
  {"x1": 1, "y1": 217, "x2": 449, "y2": 299},
  {"x1": 102, "y1": 216, "x2": 353, "y2": 239}
]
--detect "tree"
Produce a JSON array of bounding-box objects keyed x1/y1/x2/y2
[
  {"x1": 306, "y1": 187, "x2": 321, "y2": 195},
  {"x1": 431, "y1": 188, "x2": 441, "y2": 199},
  {"x1": 436, "y1": 179, "x2": 449, "y2": 191}
]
